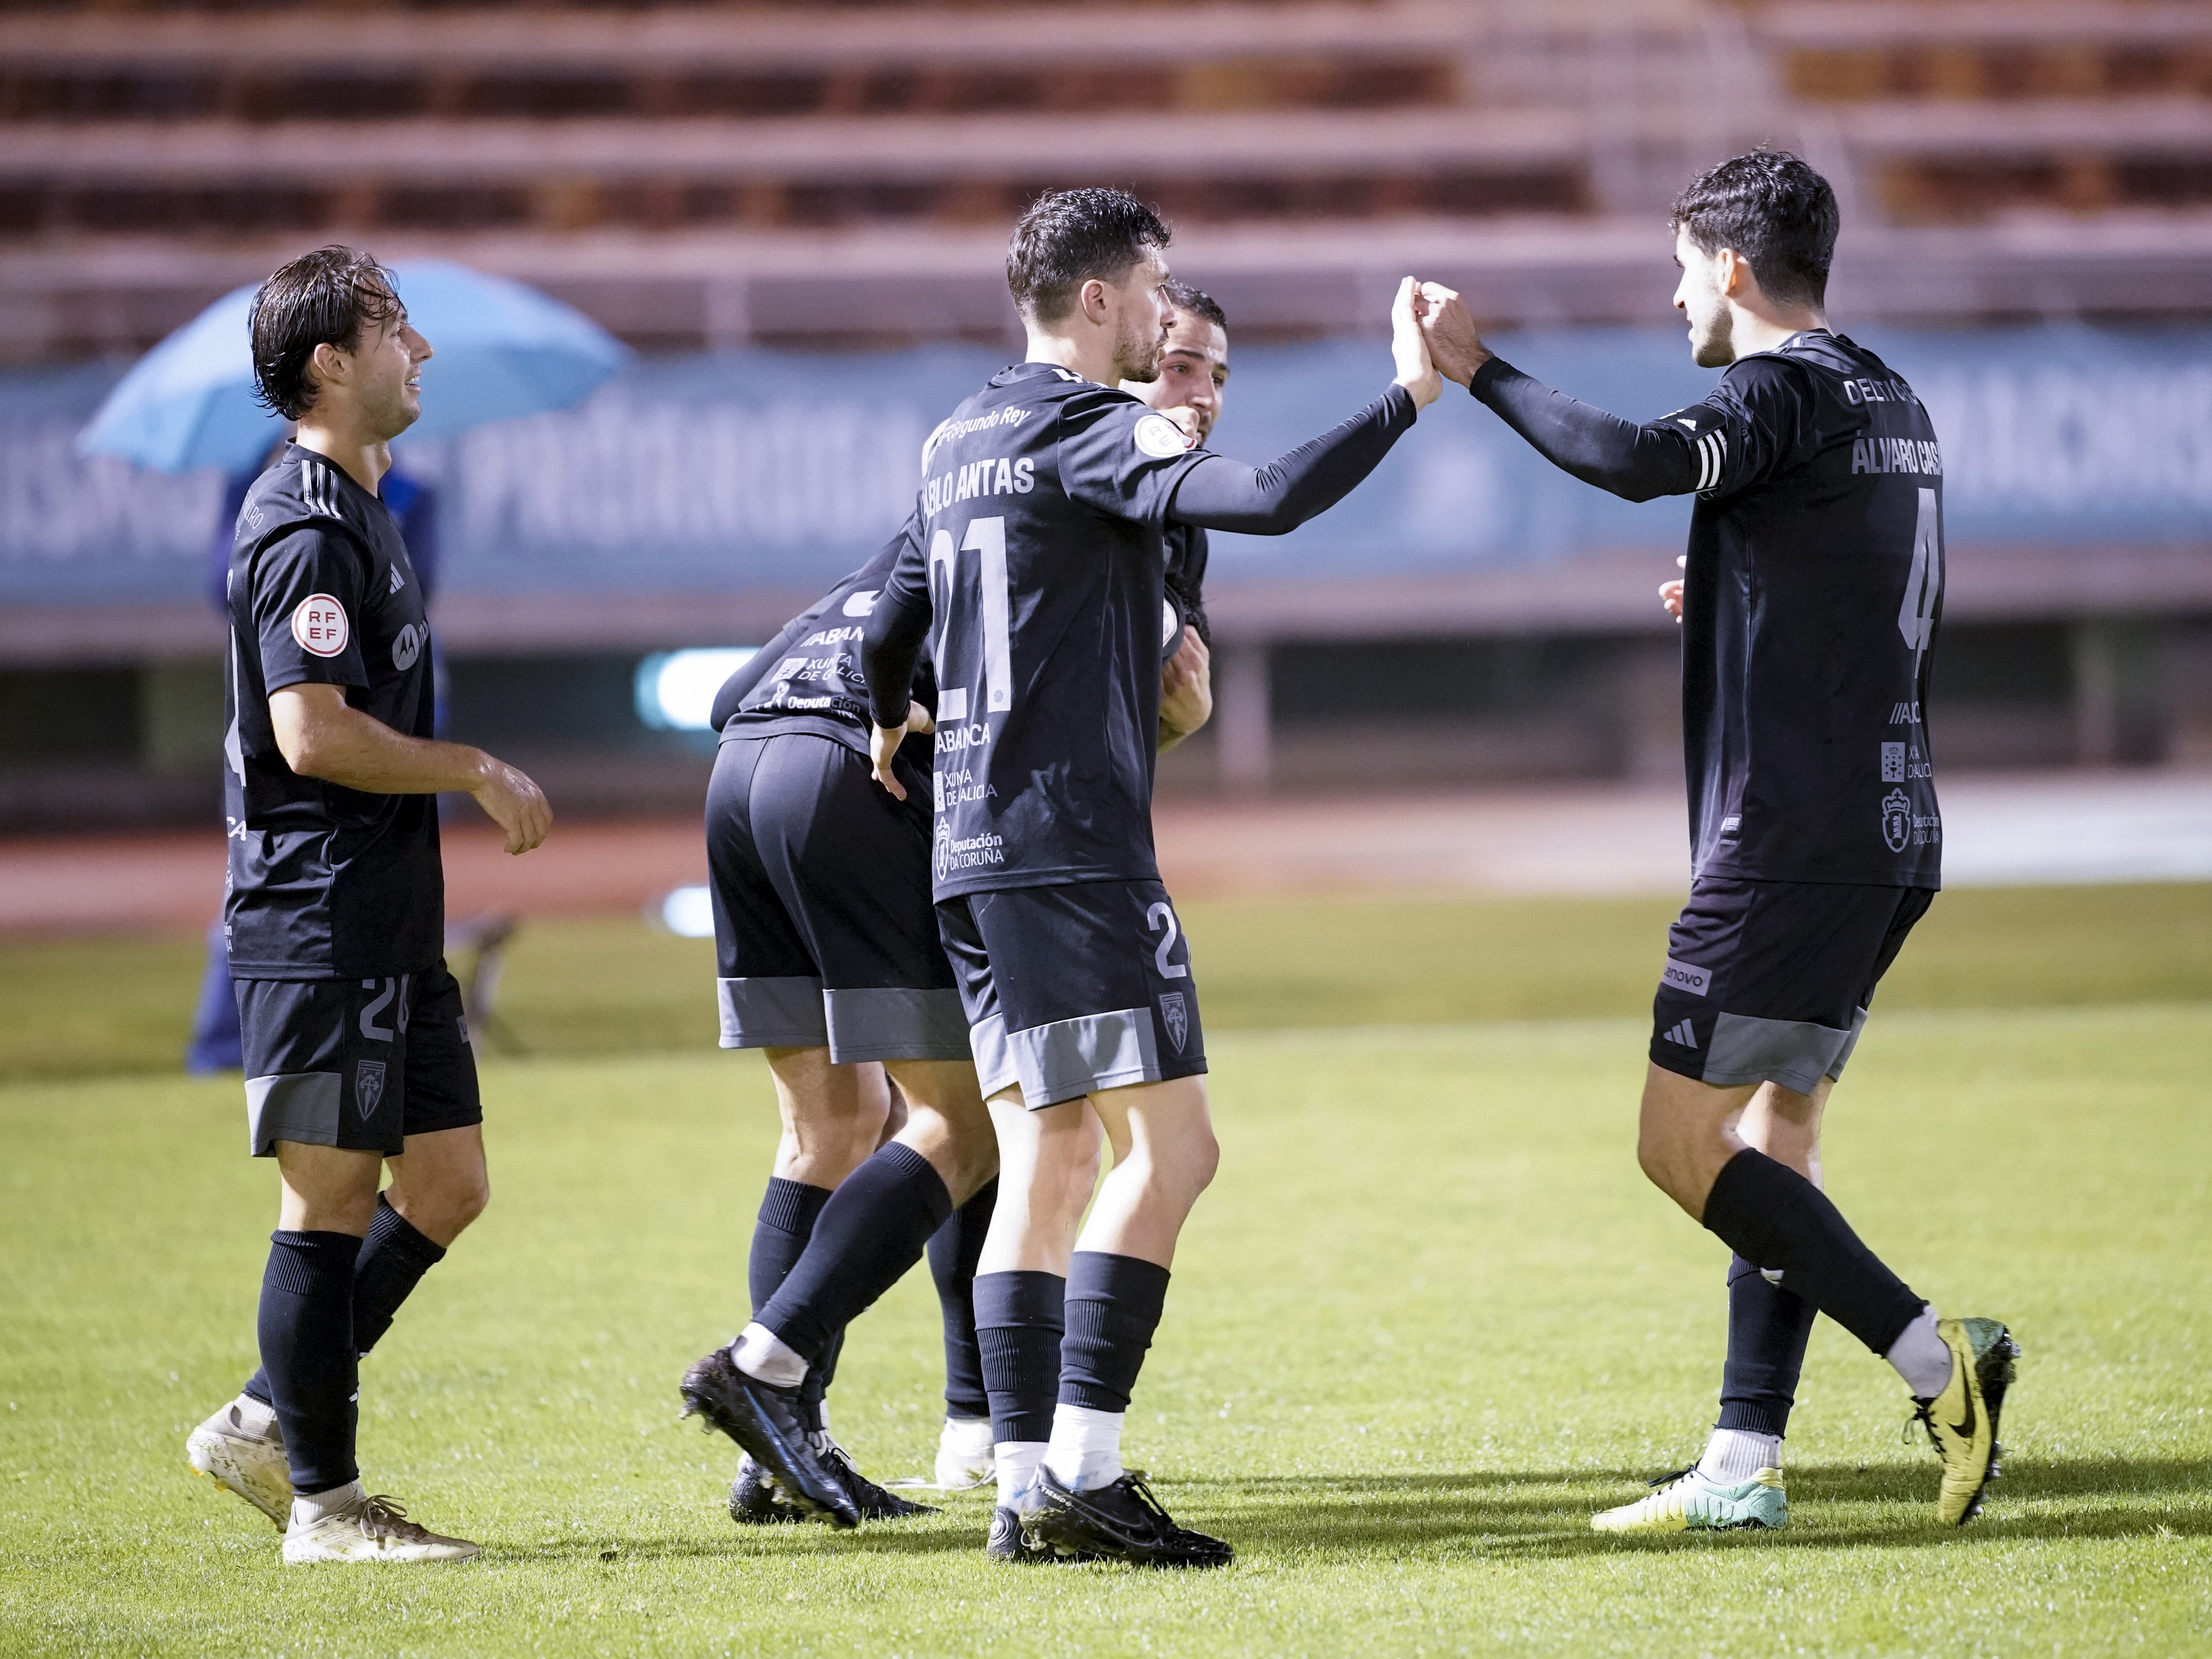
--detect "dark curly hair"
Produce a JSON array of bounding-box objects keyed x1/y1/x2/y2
[
  {"x1": 1162, "y1": 278, "x2": 1227, "y2": 332},
  {"x1": 248, "y1": 245, "x2": 404, "y2": 421},
  {"x1": 1670, "y1": 150, "x2": 1838, "y2": 309},
  {"x1": 1006, "y1": 187, "x2": 1171, "y2": 324}
]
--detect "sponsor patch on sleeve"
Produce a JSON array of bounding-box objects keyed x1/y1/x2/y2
[
  {"x1": 290, "y1": 594, "x2": 350, "y2": 658},
  {"x1": 1133, "y1": 413, "x2": 1191, "y2": 459}
]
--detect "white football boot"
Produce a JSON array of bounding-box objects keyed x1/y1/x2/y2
[
  {"x1": 283, "y1": 1490, "x2": 481, "y2": 1564},
  {"x1": 186, "y1": 1397, "x2": 291, "y2": 1526},
  {"x1": 1592, "y1": 1465, "x2": 1788, "y2": 1533}
]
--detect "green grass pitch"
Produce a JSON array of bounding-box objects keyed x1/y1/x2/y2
[{"x1": 1, "y1": 889, "x2": 2208, "y2": 1655}]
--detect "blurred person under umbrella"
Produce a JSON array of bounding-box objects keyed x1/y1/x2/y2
[{"x1": 73, "y1": 262, "x2": 625, "y2": 1073}]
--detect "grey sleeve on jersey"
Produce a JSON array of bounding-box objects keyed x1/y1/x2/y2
[{"x1": 1470, "y1": 358, "x2": 1704, "y2": 502}]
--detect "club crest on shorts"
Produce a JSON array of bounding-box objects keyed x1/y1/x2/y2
[
  {"x1": 355, "y1": 1059, "x2": 387, "y2": 1120},
  {"x1": 1880, "y1": 787, "x2": 1912, "y2": 853},
  {"x1": 1157, "y1": 991, "x2": 1188, "y2": 1053}
]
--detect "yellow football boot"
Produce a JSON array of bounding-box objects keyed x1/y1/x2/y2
[{"x1": 1912, "y1": 1316, "x2": 2021, "y2": 1526}]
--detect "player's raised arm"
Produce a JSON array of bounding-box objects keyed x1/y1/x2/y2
[
  {"x1": 1165, "y1": 276, "x2": 1438, "y2": 535},
  {"x1": 1420, "y1": 285, "x2": 1706, "y2": 505}
]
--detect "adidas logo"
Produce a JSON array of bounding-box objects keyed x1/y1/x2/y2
[
  {"x1": 388, "y1": 565, "x2": 405, "y2": 594},
  {"x1": 1663, "y1": 1019, "x2": 1698, "y2": 1048}
]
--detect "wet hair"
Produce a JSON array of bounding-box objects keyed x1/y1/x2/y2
[
  {"x1": 1006, "y1": 187, "x2": 1172, "y2": 324},
  {"x1": 1162, "y1": 279, "x2": 1228, "y2": 333},
  {"x1": 249, "y1": 245, "x2": 404, "y2": 420},
  {"x1": 1669, "y1": 150, "x2": 1838, "y2": 308}
]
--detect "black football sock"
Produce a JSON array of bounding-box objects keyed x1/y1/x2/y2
[
  {"x1": 256, "y1": 1230, "x2": 361, "y2": 1496},
  {"x1": 1715, "y1": 1253, "x2": 1817, "y2": 1438},
  {"x1": 973, "y1": 1269, "x2": 1064, "y2": 1447},
  {"x1": 749, "y1": 1177, "x2": 832, "y2": 1316},
  {"x1": 757, "y1": 1143, "x2": 953, "y2": 1363},
  {"x1": 928, "y1": 1178, "x2": 996, "y2": 1420},
  {"x1": 1701, "y1": 1149, "x2": 1924, "y2": 1357},
  {"x1": 799, "y1": 1326, "x2": 845, "y2": 1435},
  {"x1": 242, "y1": 1197, "x2": 447, "y2": 1408},
  {"x1": 1058, "y1": 1251, "x2": 1172, "y2": 1413}
]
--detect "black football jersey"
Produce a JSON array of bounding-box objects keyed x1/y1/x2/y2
[
  {"x1": 895, "y1": 361, "x2": 1209, "y2": 897},
  {"x1": 713, "y1": 520, "x2": 937, "y2": 757},
  {"x1": 1669, "y1": 332, "x2": 1944, "y2": 886},
  {"x1": 222, "y1": 444, "x2": 444, "y2": 979},
  {"x1": 1164, "y1": 520, "x2": 1210, "y2": 650}
]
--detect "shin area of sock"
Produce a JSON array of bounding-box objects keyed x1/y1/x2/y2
[
  {"x1": 928, "y1": 1178, "x2": 996, "y2": 1420},
  {"x1": 242, "y1": 1196, "x2": 447, "y2": 1405},
  {"x1": 1700, "y1": 1149, "x2": 1924, "y2": 1356},
  {"x1": 748, "y1": 1178, "x2": 832, "y2": 1316},
  {"x1": 1058, "y1": 1252, "x2": 1171, "y2": 1414},
  {"x1": 256, "y1": 1230, "x2": 361, "y2": 1494},
  {"x1": 757, "y1": 1144, "x2": 952, "y2": 1361},
  {"x1": 973, "y1": 1270, "x2": 1065, "y2": 1448},
  {"x1": 1715, "y1": 1253, "x2": 1817, "y2": 1438}
]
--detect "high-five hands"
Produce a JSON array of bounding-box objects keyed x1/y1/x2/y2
[
  {"x1": 868, "y1": 701, "x2": 936, "y2": 800},
  {"x1": 1389, "y1": 276, "x2": 1442, "y2": 408},
  {"x1": 1413, "y1": 281, "x2": 1491, "y2": 388}
]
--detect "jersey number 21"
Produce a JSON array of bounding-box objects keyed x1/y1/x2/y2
[{"x1": 929, "y1": 515, "x2": 1013, "y2": 715}]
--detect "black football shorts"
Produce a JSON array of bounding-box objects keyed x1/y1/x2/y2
[
  {"x1": 707, "y1": 730, "x2": 968, "y2": 1064},
  {"x1": 236, "y1": 960, "x2": 482, "y2": 1158},
  {"x1": 1650, "y1": 877, "x2": 1935, "y2": 1094},
  {"x1": 935, "y1": 877, "x2": 1207, "y2": 1109}
]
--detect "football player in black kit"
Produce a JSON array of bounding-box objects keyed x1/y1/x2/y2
[
  {"x1": 678, "y1": 276, "x2": 1238, "y2": 1538},
  {"x1": 184, "y1": 247, "x2": 552, "y2": 1562},
  {"x1": 680, "y1": 523, "x2": 995, "y2": 1529},
  {"x1": 832, "y1": 186, "x2": 1433, "y2": 1568},
  {"x1": 1418, "y1": 151, "x2": 2018, "y2": 1533},
  {"x1": 1134, "y1": 280, "x2": 1233, "y2": 755}
]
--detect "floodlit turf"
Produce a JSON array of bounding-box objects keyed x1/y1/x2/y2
[
  {"x1": 5, "y1": 881, "x2": 2211, "y2": 1078},
  {"x1": 2, "y1": 1003, "x2": 2206, "y2": 1656}
]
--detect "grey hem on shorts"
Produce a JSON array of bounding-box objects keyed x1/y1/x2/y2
[
  {"x1": 246, "y1": 1071, "x2": 341, "y2": 1157},
  {"x1": 718, "y1": 976, "x2": 829, "y2": 1049},
  {"x1": 1700, "y1": 1008, "x2": 1870, "y2": 1095},
  {"x1": 824, "y1": 987, "x2": 972, "y2": 1065},
  {"x1": 972, "y1": 1006, "x2": 1161, "y2": 1109}
]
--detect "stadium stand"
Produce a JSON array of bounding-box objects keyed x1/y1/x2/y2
[
  {"x1": 1, "y1": 0, "x2": 2208, "y2": 818},
  {"x1": 4, "y1": 1, "x2": 2210, "y2": 356}
]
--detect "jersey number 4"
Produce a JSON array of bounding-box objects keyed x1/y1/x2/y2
[
  {"x1": 929, "y1": 515, "x2": 1013, "y2": 715},
  {"x1": 1898, "y1": 486, "x2": 1942, "y2": 660}
]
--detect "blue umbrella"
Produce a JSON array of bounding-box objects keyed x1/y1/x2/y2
[{"x1": 76, "y1": 259, "x2": 629, "y2": 474}]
